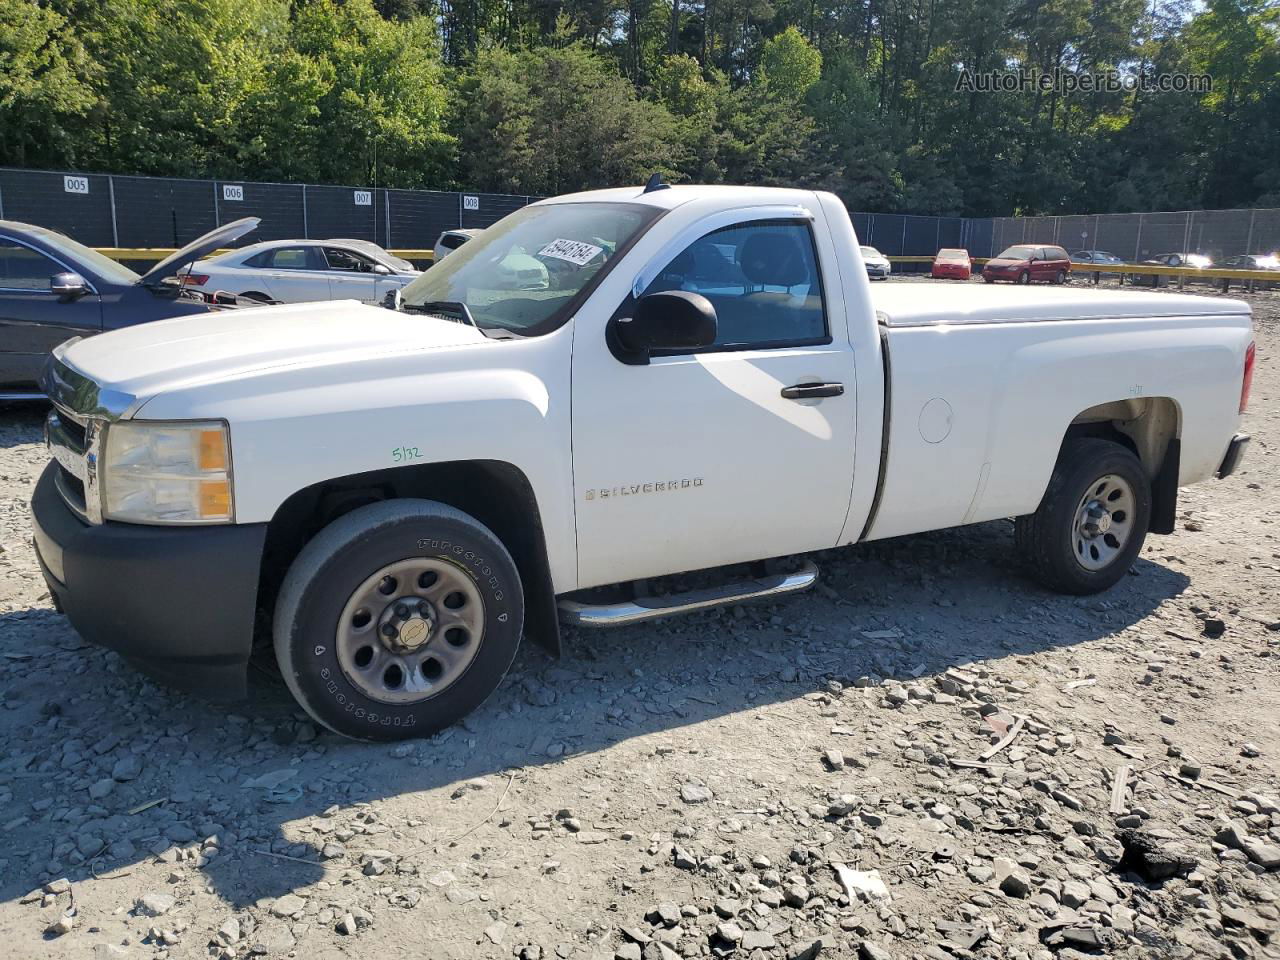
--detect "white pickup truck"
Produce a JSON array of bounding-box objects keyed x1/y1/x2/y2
[{"x1": 32, "y1": 184, "x2": 1255, "y2": 741}]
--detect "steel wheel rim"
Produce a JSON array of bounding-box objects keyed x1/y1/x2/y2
[
  {"x1": 1072, "y1": 473, "x2": 1135, "y2": 571},
  {"x1": 336, "y1": 557, "x2": 485, "y2": 703}
]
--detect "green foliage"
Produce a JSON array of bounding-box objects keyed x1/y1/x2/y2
[
  {"x1": 758, "y1": 26, "x2": 821, "y2": 101},
  {"x1": 1, "y1": 0, "x2": 1277, "y2": 216},
  {"x1": 0, "y1": 0, "x2": 97, "y2": 167},
  {"x1": 455, "y1": 41, "x2": 681, "y2": 194}
]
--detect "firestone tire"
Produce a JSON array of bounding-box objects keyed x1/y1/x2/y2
[
  {"x1": 273, "y1": 499, "x2": 524, "y2": 741},
  {"x1": 1015, "y1": 438, "x2": 1151, "y2": 595}
]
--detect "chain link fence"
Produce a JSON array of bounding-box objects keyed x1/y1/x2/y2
[
  {"x1": 0, "y1": 167, "x2": 986, "y2": 260},
  {"x1": 990, "y1": 209, "x2": 1280, "y2": 262},
  {"x1": 4, "y1": 167, "x2": 1276, "y2": 266},
  {"x1": 0, "y1": 168, "x2": 541, "y2": 250}
]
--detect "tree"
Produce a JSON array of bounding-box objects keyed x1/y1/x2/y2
[
  {"x1": 0, "y1": 0, "x2": 97, "y2": 168},
  {"x1": 454, "y1": 41, "x2": 682, "y2": 193},
  {"x1": 758, "y1": 26, "x2": 821, "y2": 99}
]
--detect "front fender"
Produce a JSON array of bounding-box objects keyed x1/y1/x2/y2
[{"x1": 133, "y1": 334, "x2": 577, "y2": 591}]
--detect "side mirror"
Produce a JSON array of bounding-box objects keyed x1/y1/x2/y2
[
  {"x1": 370, "y1": 263, "x2": 392, "y2": 276},
  {"x1": 611, "y1": 291, "x2": 717, "y2": 363},
  {"x1": 51, "y1": 272, "x2": 89, "y2": 300}
]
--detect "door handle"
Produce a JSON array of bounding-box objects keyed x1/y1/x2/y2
[{"x1": 781, "y1": 382, "x2": 844, "y2": 400}]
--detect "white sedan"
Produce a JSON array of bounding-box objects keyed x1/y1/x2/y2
[{"x1": 185, "y1": 239, "x2": 420, "y2": 304}]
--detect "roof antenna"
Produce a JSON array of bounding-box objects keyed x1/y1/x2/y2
[{"x1": 643, "y1": 172, "x2": 670, "y2": 194}]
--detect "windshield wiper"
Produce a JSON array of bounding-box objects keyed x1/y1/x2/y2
[
  {"x1": 403, "y1": 300, "x2": 519, "y2": 339},
  {"x1": 404, "y1": 299, "x2": 476, "y2": 326}
]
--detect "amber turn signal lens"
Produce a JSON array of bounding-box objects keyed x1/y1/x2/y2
[
  {"x1": 198, "y1": 479, "x2": 232, "y2": 519},
  {"x1": 198, "y1": 428, "x2": 228, "y2": 471}
]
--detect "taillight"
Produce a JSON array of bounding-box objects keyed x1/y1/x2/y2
[
  {"x1": 180, "y1": 274, "x2": 210, "y2": 286},
  {"x1": 1240, "y1": 341, "x2": 1256, "y2": 413}
]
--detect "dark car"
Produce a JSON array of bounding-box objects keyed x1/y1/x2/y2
[
  {"x1": 981, "y1": 244, "x2": 1071, "y2": 284},
  {"x1": 1217, "y1": 254, "x2": 1280, "y2": 291},
  {"x1": 0, "y1": 217, "x2": 258, "y2": 399},
  {"x1": 1219, "y1": 254, "x2": 1280, "y2": 271},
  {"x1": 1125, "y1": 251, "x2": 1211, "y2": 287},
  {"x1": 1071, "y1": 249, "x2": 1125, "y2": 265}
]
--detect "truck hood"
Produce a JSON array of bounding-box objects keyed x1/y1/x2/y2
[{"x1": 56, "y1": 299, "x2": 488, "y2": 411}]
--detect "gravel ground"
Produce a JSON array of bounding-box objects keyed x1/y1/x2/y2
[{"x1": 0, "y1": 281, "x2": 1276, "y2": 960}]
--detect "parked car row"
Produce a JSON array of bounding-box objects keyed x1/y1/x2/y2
[
  {"x1": 0, "y1": 218, "x2": 465, "y2": 398},
  {"x1": 185, "y1": 238, "x2": 421, "y2": 304},
  {"x1": 0, "y1": 217, "x2": 259, "y2": 399}
]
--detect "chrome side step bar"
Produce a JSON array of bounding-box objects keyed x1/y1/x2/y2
[{"x1": 558, "y1": 560, "x2": 820, "y2": 628}]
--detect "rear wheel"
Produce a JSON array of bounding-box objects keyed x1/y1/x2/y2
[
  {"x1": 1054, "y1": 270, "x2": 1067, "y2": 285},
  {"x1": 1015, "y1": 438, "x2": 1151, "y2": 595},
  {"x1": 240, "y1": 291, "x2": 272, "y2": 303},
  {"x1": 273, "y1": 499, "x2": 524, "y2": 741}
]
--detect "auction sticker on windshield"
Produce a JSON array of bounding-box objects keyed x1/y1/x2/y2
[{"x1": 538, "y1": 239, "x2": 604, "y2": 267}]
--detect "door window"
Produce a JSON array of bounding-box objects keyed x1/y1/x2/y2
[
  {"x1": 247, "y1": 247, "x2": 317, "y2": 270},
  {"x1": 324, "y1": 247, "x2": 376, "y2": 272},
  {"x1": 638, "y1": 220, "x2": 828, "y2": 351},
  {"x1": 0, "y1": 241, "x2": 60, "y2": 291}
]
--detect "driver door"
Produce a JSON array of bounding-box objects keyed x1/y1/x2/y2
[
  {"x1": 323, "y1": 247, "x2": 385, "y2": 303},
  {"x1": 0, "y1": 238, "x2": 101, "y2": 390},
  {"x1": 570, "y1": 215, "x2": 857, "y2": 589}
]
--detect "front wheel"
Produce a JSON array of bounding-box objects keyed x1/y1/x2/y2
[
  {"x1": 1016, "y1": 271, "x2": 1031, "y2": 285},
  {"x1": 1015, "y1": 438, "x2": 1151, "y2": 594},
  {"x1": 273, "y1": 499, "x2": 524, "y2": 741}
]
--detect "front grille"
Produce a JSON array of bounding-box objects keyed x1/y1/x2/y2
[
  {"x1": 54, "y1": 465, "x2": 87, "y2": 515},
  {"x1": 47, "y1": 404, "x2": 93, "y2": 522},
  {"x1": 60, "y1": 414, "x2": 86, "y2": 451}
]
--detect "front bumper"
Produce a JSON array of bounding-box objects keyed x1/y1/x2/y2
[
  {"x1": 31, "y1": 462, "x2": 267, "y2": 698},
  {"x1": 1217, "y1": 433, "x2": 1249, "y2": 479}
]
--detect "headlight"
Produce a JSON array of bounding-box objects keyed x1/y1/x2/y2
[{"x1": 102, "y1": 421, "x2": 234, "y2": 524}]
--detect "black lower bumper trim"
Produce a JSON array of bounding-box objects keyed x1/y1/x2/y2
[
  {"x1": 31, "y1": 462, "x2": 267, "y2": 699},
  {"x1": 1217, "y1": 433, "x2": 1250, "y2": 479}
]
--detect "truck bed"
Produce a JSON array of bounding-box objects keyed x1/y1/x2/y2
[
  {"x1": 862, "y1": 282, "x2": 1253, "y2": 545},
  {"x1": 870, "y1": 284, "x2": 1250, "y2": 327}
]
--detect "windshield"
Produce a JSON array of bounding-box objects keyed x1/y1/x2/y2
[
  {"x1": 997, "y1": 245, "x2": 1038, "y2": 260},
  {"x1": 400, "y1": 202, "x2": 660, "y2": 334},
  {"x1": 860, "y1": 246, "x2": 882, "y2": 258},
  {"x1": 936, "y1": 249, "x2": 967, "y2": 261},
  {"x1": 27, "y1": 225, "x2": 140, "y2": 285},
  {"x1": 337, "y1": 239, "x2": 415, "y2": 272}
]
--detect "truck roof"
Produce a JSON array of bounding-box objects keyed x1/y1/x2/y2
[
  {"x1": 539, "y1": 184, "x2": 822, "y2": 211},
  {"x1": 871, "y1": 284, "x2": 1250, "y2": 327}
]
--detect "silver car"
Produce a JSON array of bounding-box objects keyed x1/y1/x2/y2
[
  {"x1": 433, "y1": 229, "x2": 483, "y2": 263},
  {"x1": 187, "y1": 239, "x2": 420, "y2": 304}
]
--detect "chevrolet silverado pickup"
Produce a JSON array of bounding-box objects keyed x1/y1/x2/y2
[{"x1": 32, "y1": 184, "x2": 1255, "y2": 740}]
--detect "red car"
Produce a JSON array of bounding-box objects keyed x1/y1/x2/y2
[
  {"x1": 931, "y1": 248, "x2": 972, "y2": 279},
  {"x1": 982, "y1": 244, "x2": 1072, "y2": 284}
]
